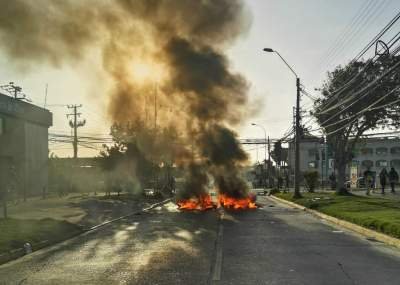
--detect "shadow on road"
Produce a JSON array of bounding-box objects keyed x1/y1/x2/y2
[{"x1": 0, "y1": 203, "x2": 219, "y2": 284}]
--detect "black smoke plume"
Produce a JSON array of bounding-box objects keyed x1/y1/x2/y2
[{"x1": 0, "y1": 0, "x2": 253, "y2": 199}]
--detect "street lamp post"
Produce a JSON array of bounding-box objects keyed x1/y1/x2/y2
[
  {"x1": 263, "y1": 48, "x2": 302, "y2": 198},
  {"x1": 251, "y1": 123, "x2": 267, "y2": 189}
]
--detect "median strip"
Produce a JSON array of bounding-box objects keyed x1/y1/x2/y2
[{"x1": 269, "y1": 194, "x2": 400, "y2": 249}]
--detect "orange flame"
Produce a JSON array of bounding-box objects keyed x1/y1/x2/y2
[
  {"x1": 177, "y1": 194, "x2": 216, "y2": 211},
  {"x1": 218, "y1": 194, "x2": 257, "y2": 210}
]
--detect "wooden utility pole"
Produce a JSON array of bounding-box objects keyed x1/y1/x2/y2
[{"x1": 67, "y1": 105, "x2": 86, "y2": 159}]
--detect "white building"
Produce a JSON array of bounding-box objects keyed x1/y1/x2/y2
[
  {"x1": 288, "y1": 134, "x2": 400, "y2": 184},
  {"x1": 351, "y1": 137, "x2": 400, "y2": 178}
]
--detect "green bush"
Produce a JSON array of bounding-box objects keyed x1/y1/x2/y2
[
  {"x1": 303, "y1": 171, "x2": 319, "y2": 193},
  {"x1": 269, "y1": 188, "x2": 281, "y2": 195}
]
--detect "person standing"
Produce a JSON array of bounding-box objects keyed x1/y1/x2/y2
[
  {"x1": 285, "y1": 172, "x2": 290, "y2": 189},
  {"x1": 379, "y1": 168, "x2": 388, "y2": 195},
  {"x1": 364, "y1": 168, "x2": 373, "y2": 195},
  {"x1": 389, "y1": 167, "x2": 399, "y2": 193},
  {"x1": 329, "y1": 172, "x2": 336, "y2": 190}
]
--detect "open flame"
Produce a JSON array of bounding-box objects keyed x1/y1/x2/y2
[
  {"x1": 177, "y1": 194, "x2": 216, "y2": 211},
  {"x1": 218, "y1": 194, "x2": 257, "y2": 210},
  {"x1": 177, "y1": 193, "x2": 257, "y2": 211}
]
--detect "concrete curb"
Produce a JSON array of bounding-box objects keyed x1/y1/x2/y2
[
  {"x1": 0, "y1": 198, "x2": 172, "y2": 265},
  {"x1": 268, "y1": 195, "x2": 400, "y2": 249}
]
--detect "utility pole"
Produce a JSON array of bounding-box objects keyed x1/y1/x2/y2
[
  {"x1": 263, "y1": 47, "x2": 302, "y2": 198},
  {"x1": 256, "y1": 144, "x2": 259, "y2": 163},
  {"x1": 267, "y1": 136, "x2": 271, "y2": 187},
  {"x1": 294, "y1": 78, "x2": 301, "y2": 198},
  {"x1": 67, "y1": 105, "x2": 86, "y2": 159},
  {"x1": 154, "y1": 83, "x2": 158, "y2": 130},
  {"x1": 251, "y1": 123, "x2": 267, "y2": 189},
  {"x1": 145, "y1": 96, "x2": 148, "y2": 128},
  {"x1": 325, "y1": 136, "x2": 329, "y2": 188},
  {"x1": 0, "y1": 82, "x2": 30, "y2": 101}
]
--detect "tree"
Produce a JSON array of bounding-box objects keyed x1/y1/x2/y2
[
  {"x1": 303, "y1": 171, "x2": 319, "y2": 193},
  {"x1": 99, "y1": 120, "x2": 182, "y2": 193},
  {"x1": 271, "y1": 140, "x2": 282, "y2": 167},
  {"x1": 313, "y1": 55, "x2": 400, "y2": 194}
]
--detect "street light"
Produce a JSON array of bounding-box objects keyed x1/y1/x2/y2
[
  {"x1": 263, "y1": 48, "x2": 302, "y2": 198},
  {"x1": 251, "y1": 123, "x2": 268, "y2": 189}
]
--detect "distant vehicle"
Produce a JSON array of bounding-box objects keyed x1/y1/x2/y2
[{"x1": 144, "y1": 188, "x2": 156, "y2": 196}]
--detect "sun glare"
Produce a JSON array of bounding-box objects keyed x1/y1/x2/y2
[{"x1": 130, "y1": 60, "x2": 166, "y2": 84}]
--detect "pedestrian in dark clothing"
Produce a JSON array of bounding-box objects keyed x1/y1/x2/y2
[
  {"x1": 389, "y1": 167, "x2": 399, "y2": 193},
  {"x1": 278, "y1": 176, "x2": 283, "y2": 189},
  {"x1": 329, "y1": 172, "x2": 336, "y2": 190},
  {"x1": 379, "y1": 168, "x2": 388, "y2": 194}
]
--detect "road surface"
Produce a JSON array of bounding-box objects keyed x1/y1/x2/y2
[{"x1": 1, "y1": 197, "x2": 400, "y2": 284}]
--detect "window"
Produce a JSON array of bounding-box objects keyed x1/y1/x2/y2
[
  {"x1": 361, "y1": 160, "x2": 373, "y2": 168},
  {"x1": 376, "y1": 160, "x2": 388, "y2": 167},
  {"x1": 360, "y1": 148, "x2": 373, "y2": 155},
  {"x1": 391, "y1": 160, "x2": 400, "y2": 168},
  {"x1": 308, "y1": 149, "x2": 318, "y2": 157},
  {"x1": 376, "y1": 147, "x2": 388, "y2": 155},
  {"x1": 390, "y1": 147, "x2": 400, "y2": 154}
]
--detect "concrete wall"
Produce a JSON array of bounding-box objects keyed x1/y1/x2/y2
[
  {"x1": 0, "y1": 114, "x2": 25, "y2": 197},
  {"x1": 0, "y1": 93, "x2": 52, "y2": 197},
  {"x1": 24, "y1": 121, "x2": 49, "y2": 195}
]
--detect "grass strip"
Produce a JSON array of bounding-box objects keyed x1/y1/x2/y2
[
  {"x1": 0, "y1": 218, "x2": 82, "y2": 253},
  {"x1": 275, "y1": 192, "x2": 400, "y2": 239}
]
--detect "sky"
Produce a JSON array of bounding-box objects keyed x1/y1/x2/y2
[{"x1": 1, "y1": 0, "x2": 399, "y2": 162}]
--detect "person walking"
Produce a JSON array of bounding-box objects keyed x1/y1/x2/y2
[
  {"x1": 388, "y1": 167, "x2": 399, "y2": 193},
  {"x1": 364, "y1": 168, "x2": 373, "y2": 195},
  {"x1": 329, "y1": 172, "x2": 336, "y2": 190},
  {"x1": 379, "y1": 168, "x2": 388, "y2": 195},
  {"x1": 284, "y1": 172, "x2": 290, "y2": 193}
]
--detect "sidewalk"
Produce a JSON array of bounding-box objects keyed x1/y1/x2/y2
[
  {"x1": 0, "y1": 192, "x2": 164, "y2": 254},
  {"x1": 267, "y1": 186, "x2": 400, "y2": 201},
  {"x1": 6, "y1": 192, "x2": 162, "y2": 227},
  {"x1": 350, "y1": 188, "x2": 400, "y2": 200}
]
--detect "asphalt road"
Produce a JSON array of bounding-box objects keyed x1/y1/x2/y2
[{"x1": 1, "y1": 197, "x2": 400, "y2": 284}]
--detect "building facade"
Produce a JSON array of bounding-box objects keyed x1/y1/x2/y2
[
  {"x1": 351, "y1": 137, "x2": 400, "y2": 180},
  {"x1": 288, "y1": 135, "x2": 334, "y2": 183},
  {"x1": 288, "y1": 135, "x2": 400, "y2": 184},
  {"x1": 0, "y1": 93, "x2": 52, "y2": 198}
]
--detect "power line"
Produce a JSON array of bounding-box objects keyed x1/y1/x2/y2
[
  {"x1": 318, "y1": 58, "x2": 400, "y2": 127},
  {"x1": 316, "y1": 10, "x2": 400, "y2": 114},
  {"x1": 308, "y1": 84, "x2": 400, "y2": 135},
  {"x1": 318, "y1": 0, "x2": 375, "y2": 70},
  {"x1": 324, "y1": 86, "x2": 400, "y2": 136},
  {"x1": 324, "y1": 0, "x2": 390, "y2": 69},
  {"x1": 352, "y1": 9, "x2": 400, "y2": 63},
  {"x1": 319, "y1": 0, "x2": 385, "y2": 71},
  {"x1": 0, "y1": 82, "x2": 31, "y2": 102}
]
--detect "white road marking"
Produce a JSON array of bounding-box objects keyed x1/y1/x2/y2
[{"x1": 212, "y1": 213, "x2": 224, "y2": 281}]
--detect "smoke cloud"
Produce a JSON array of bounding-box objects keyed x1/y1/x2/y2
[{"x1": 0, "y1": 0, "x2": 253, "y2": 199}]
